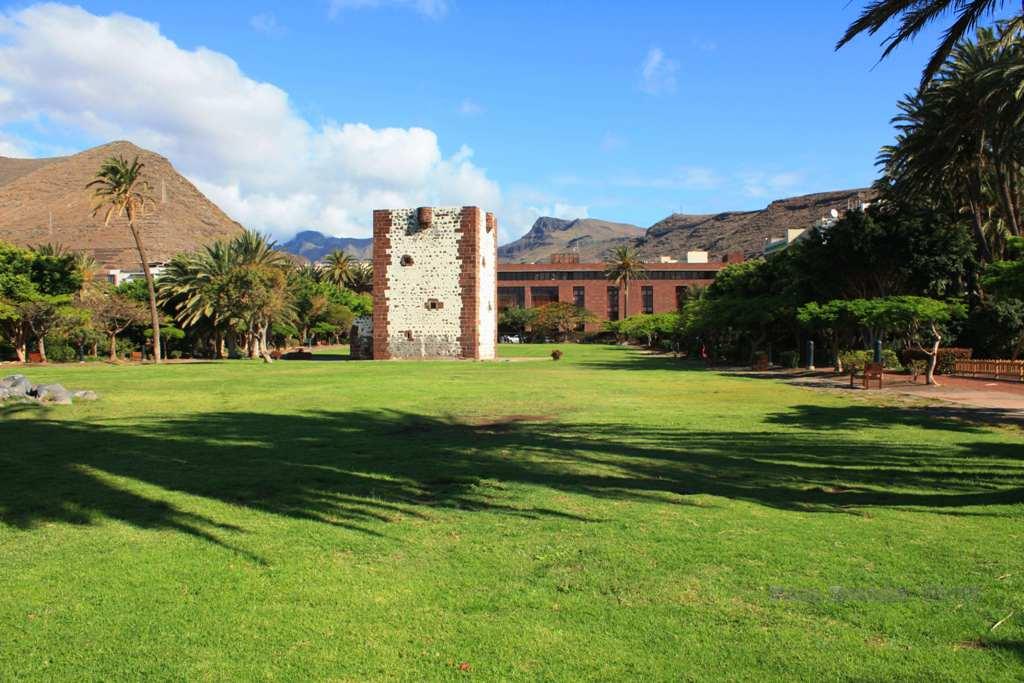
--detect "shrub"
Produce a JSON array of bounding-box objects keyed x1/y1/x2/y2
[
  {"x1": 841, "y1": 349, "x2": 902, "y2": 372},
  {"x1": 45, "y1": 343, "x2": 78, "y2": 363},
  {"x1": 169, "y1": 350, "x2": 183, "y2": 360},
  {"x1": 551, "y1": 349, "x2": 563, "y2": 361},
  {"x1": 0, "y1": 340, "x2": 15, "y2": 361},
  {"x1": 839, "y1": 350, "x2": 871, "y2": 371},
  {"x1": 778, "y1": 350, "x2": 800, "y2": 369},
  {"x1": 936, "y1": 347, "x2": 972, "y2": 375}
]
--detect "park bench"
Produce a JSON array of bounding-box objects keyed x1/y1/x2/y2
[
  {"x1": 130, "y1": 351, "x2": 143, "y2": 362},
  {"x1": 27, "y1": 351, "x2": 44, "y2": 363},
  {"x1": 850, "y1": 362, "x2": 884, "y2": 389}
]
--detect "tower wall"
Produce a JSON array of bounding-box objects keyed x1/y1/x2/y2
[{"x1": 371, "y1": 206, "x2": 497, "y2": 360}]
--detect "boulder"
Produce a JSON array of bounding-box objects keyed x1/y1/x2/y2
[
  {"x1": 32, "y1": 383, "x2": 73, "y2": 405},
  {"x1": 1, "y1": 375, "x2": 31, "y2": 396},
  {"x1": 72, "y1": 390, "x2": 99, "y2": 401}
]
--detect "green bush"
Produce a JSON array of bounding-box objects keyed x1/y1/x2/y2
[
  {"x1": 43, "y1": 341, "x2": 78, "y2": 363},
  {"x1": 778, "y1": 350, "x2": 800, "y2": 368},
  {"x1": 840, "y1": 349, "x2": 902, "y2": 371},
  {"x1": 936, "y1": 347, "x2": 971, "y2": 375},
  {"x1": 169, "y1": 350, "x2": 183, "y2": 360},
  {"x1": 0, "y1": 340, "x2": 15, "y2": 361}
]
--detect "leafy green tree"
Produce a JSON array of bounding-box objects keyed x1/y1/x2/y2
[
  {"x1": 87, "y1": 155, "x2": 163, "y2": 362},
  {"x1": 85, "y1": 289, "x2": 149, "y2": 360},
  {"x1": 860, "y1": 296, "x2": 967, "y2": 384},
  {"x1": 532, "y1": 302, "x2": 596, "y2": 342},
  {"x1": 791, "y1": 205, "x2": 975, "y2": 299},
  {"x1": 498, "y1": 306, "x2": 537, "y2": 338},
  {"x1": 619, "y1": 313, "x2": 681, "y2": 349}
]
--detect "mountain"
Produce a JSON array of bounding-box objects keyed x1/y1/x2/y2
[
  {"x1": 0, "y1": 141, "x2": 244, "y2": 269},
  {"x1": 497, "y1": 217, "x2": 646, "y2": 263},
  {"x1": 637, "y1": 189, "x2": 874, "y2": 259},
  {"x1": 278, "y1": 230, "x2": 373, "y2": 263}
]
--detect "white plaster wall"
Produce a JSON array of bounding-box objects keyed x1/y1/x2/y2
[
  {"x1": 478, "y1": 213, "x2": 497, "y2": 360},
  {"x1": 384, "y1": 207, "x2": 464, "y2": 358}
]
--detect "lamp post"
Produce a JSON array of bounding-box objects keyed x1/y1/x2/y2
[{"x1": 806, "y1": 340, "x2": 815, "y2": 370}]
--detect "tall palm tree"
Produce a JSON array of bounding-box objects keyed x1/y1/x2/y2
[
  {"x1": 87, "y1": 155, "x2": 162, "y2": 362},
  {"x1": 322, "y1": 249, "x2": 354, "y2": 288},
  {"x1": 345, "y1": 262, "x2": 373, "y2": 294},
  {"x1": 837, "y1": 0, "x2": 1022, "y2": 85},
  {"x1": 604, "y1": 246, "x2": 647, "y2": 319},
  {"x1": 878, "y1": 25, "x2": 1024, "y2": 261}
]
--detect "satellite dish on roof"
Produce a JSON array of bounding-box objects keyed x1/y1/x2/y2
[{"x1": 830, "y1": 209, "x2": 839, "y2": 219}]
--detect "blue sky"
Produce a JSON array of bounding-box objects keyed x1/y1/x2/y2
[{"x1": 0, "y1": 1, "x2": 949, "y2": 242}]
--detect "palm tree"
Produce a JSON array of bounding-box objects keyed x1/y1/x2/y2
[
  {"x1": 322, "y1": 250, "x2": 354, "y2": 288},
  {"x1": 345, "y1": 262, "x2": 373, "y2": 294},
  {"x1": 87, "y1": 155, "x2": 162, "y2": 362},
  {"x1": 836, "y1": 0, "x2": 1022, "y2": 85},
  {"x1": 604, "y1": 246, "x2": 647, "y2": 319},
  {"x1": 878, "y1": 25, "x2": 1024, "y2": 261}
]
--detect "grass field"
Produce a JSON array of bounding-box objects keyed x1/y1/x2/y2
[{"x1": 1, "y1": 344, "x2": 1022, "y2": 680}]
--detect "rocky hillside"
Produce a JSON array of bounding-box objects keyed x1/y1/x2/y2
[
  {"x1": 278, "y1": 230, "x2": 373, "y2": 262},
  {"x1": 0, "y1": 141, "x2": 244, "y2": 269},
  {"x1": 497, "y1": 217, "x2": 646, "y2": 263},
  {"x1": 638, "y1": 189, "x2": 874, "y2": 259}
]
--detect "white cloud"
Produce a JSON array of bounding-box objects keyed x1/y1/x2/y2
[
  {"x1": 639, "y1": 47, "x2": 678, "y2": 95},
  {"x1": 497, "y1": 185, "x2": 589, "y2": 238},
  {"x1": 250, "y1": 13, "x2": 284, "y2": 37},
  {"x1": 328, "y1": 0, "x2": 449, "y2": 20},
  {"x1": 616, "y1": 166, "x2": 722, "y2": 191},
  {"x1": 0, "y1": 3, "x2": 500, "y2": 239},
  {"x1": 0, "y1": 131, "x2": 27, "y2": 156},
  {"x1": 739, "y1": 171, "x2": 804, "y2": 198},
  {"x1": 599, "y1": 132, "x2": 625, "y2": 152},
  {"x1": 458, "y1": 98, "x2": 483, "y2": 116}
]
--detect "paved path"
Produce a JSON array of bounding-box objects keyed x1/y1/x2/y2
[{"x1": 723, "y1": 367, "x2": 1024, "y2": 428}]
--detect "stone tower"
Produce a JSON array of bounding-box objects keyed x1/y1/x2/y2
[{"x1": 371, "y1": 206, "x2": 497, "y2": 360}]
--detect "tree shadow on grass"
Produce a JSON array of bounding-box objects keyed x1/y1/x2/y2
[{"x1": 1, "y1": 403, "x2": 1022, "y2": 557}]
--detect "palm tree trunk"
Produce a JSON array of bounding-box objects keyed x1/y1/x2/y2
[
  {"x1": 129, "y1": 222, "x2": 162, "y2": 363},
  {"x1": 622, "y1": 281, "x2": 629, "y2": 320}
]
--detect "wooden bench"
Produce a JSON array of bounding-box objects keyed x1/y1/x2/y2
[
  {"x1": 850, "y1": 362, "x2": 884, "y2": 389},
  {"x1": 130, "y1": 351, "x2": 143, "y2": 362}
]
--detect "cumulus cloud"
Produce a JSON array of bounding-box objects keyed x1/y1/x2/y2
[
  {"x1": 639, "y1": 47, "x2": 678, "y2": 95},
  {"x1": 0, "y1": 3, "x2": 498, "y2": 238},
  {"x1": 328, "y1": 0, "x2": 449, "y2": 20}
]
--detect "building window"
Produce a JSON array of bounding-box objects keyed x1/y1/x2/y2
[
  {"x1": 498, "y1": 287, "x2": 525, "y2": 310},
  {"x1": 607, "y1": 286, "x2": 620, "y2": 321},
  {"x1": 400, "y1": 254, "x2": 414, "y2": 266},
  {"x1": 531, "y1": 286, "x2": 559, "y2": 306},
  {"x1": 641, "y1": 286, "x2": 654, "y2": 314},
  {"x1": 675, "y1": 286, "x2": 689, "y2": 310},
  {"x1": 497, "y1": 269, "x2": 718, "y2": 281},
  {"x1": 573, "y1": 286, "x2": 585, "y2": 308}
]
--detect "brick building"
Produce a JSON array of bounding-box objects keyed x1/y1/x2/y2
[
  {"x1": 497, "y1": 257, "x2": 740, "y2": 332},
  {"x1": 371, "y1": 206, "x2": 497, "y2": 360}
]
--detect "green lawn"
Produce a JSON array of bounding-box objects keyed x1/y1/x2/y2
[{"x1": 1, "y1": 344, "x2": 1022, "y2": 680}]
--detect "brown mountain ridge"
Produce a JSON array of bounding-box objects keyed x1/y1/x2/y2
[{"x1": 0, "y1": 141, "x2": 244, "y2": 269}]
